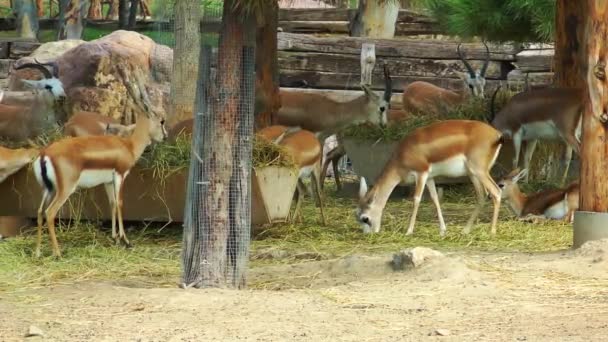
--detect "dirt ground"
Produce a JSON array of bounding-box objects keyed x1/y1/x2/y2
[{"x1": 2, "y1": 241, "x2": 608, "y2": 341}]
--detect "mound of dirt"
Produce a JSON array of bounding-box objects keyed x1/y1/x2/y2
[{"x1": 574, "y1": 239, "x2": 608, "y2": 263}]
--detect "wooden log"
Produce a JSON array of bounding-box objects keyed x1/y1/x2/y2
[
  {"x1": 278, "y1": 8, "x2": 436, "y2": 23},
  {"x1": 278, "y1": 33, "x2": 519, "y2": 61},
  {"x1": 360, "y1": 43, "x2": 375, "y2": 85},
  {"x1": 278, "y1": 20, "x2": 439, "y2": 35},
  {"x1": 514, "y1": 49, "x2": 554, "y2": 72},
  {"x1": 277, "y1": 51, "x2": 505, "y2": 79},
  {"x1": 280, "y1": 69, "x2": 502, "y2": 92},
  {"x1": 506, "y1": 71, "x2": 554, "y2": 91}
]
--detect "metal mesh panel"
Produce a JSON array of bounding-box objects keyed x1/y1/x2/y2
[{"x1": 181, "y1": 4, "x2": 255, "y2": 289}]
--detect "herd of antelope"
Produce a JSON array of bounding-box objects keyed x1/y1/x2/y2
[{"x1": 0, "y1": 42, "x2": 584, "y2": 257}]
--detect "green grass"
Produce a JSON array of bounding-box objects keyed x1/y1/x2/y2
[{"x1": 0, "y1": 180, "x2": 572, "y2": 293}]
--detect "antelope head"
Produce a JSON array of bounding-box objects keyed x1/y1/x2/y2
[
  {"x1": 14, "y1": 59, "x2": 66, "y2": 99},
  {"x1": 356, "y1": 177, "x2": 382, "y2": 234},
  {"x1": 457, "y1": 42, "x2": 490, "y2": 98},
  {"x1": 360, "y1": 64, "x2": 392, "y2": 127}
]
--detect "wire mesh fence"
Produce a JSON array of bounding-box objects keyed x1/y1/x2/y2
[{"x1": 181, "y1": 3, "x2": 255, "y2": 289}]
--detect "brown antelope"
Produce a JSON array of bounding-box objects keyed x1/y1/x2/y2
[
  {"x1": 401, "y1": 43, "x2": 490, "y2": 116},
  {"x1": 279, "y1": 65, "x2": 393, "y2": 191},
  {"x1": 498, "y1": 168, "x2": 579, "y2": 222},
  {"x1": 63, "y1": 111, "x2": 135, "y2": 138},
  {"x1": 356, "y1": 120, "x2": 503, "y2": 236},
  {"x1": 490, "y1": 87, "x2": 583, "y2": 184},
  {"x1": 0, "y1": 145, "x2": 39, "y2": 183},
  {"x1": 257, "y1": 125, "x2": 326, "y2": 224}
]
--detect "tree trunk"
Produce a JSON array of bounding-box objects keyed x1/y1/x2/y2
[
  {"x1": 127, "y1": 0, "x2": 137, "y2": 29},
  {"x1": 254, "y1": 1, "x2": 280, "y2": 130},
  {"x1": 13, "y1": 0, "x2": 39, "y2": 39},
  {"x1": 554, "y1": 1, "x2": 586, "y2": 88},
  {"x1": 580, "y1": 1, "x2": 608, "y2": 212},
  {"x1": 118, "y1": 0, "x2": 128, "y2": 28},
  {"x1": 349, "y1": 0, "x2": 399, "y2": 38},
  {"x1": 169, "y1": 0, "x2": 200, "y2": 126},
  {"x1": 58, "y1": 0, "x2": 87, "y2": 40},
  {"x1": 106, "y1": 0, "x2": 118, "y2": 20},
  {"x1": 139, "y1": 0, "x2": 151, "y2": 19},
  {"x1": 88, "y1": 0, "x2": 103, "y2": 19},
  {"x1": 36, "y1": 0, "x2": 43, "y2": 16}
]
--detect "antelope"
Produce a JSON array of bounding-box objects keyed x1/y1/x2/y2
[
  {"x1": 63, "y1": 111, "x2": 136, "y2": 138},
  {"x1": 33, "y1": 112, "x2": 167, "y2": 257},
  {"x1": 257, "y1": 125, "x2": 326, "y2": 224},
  {"x1": 497, "y1": 168, "x2": 579, "y2": 222},
  {"x1": 356, "y1": 120, "x2": 504, "y2": 236},
  {"x1": 167, "y1": 118, "x2": 194, "y2": 142},
  {"x1": 0, "y1": 90, "x2": 61, "y2": 141},
  {"x1": 0, "y1": 145, "x2": 39, "y2": 183},
  {"x1": 13, "y1": 59, "x2": 66, "y2": 99},
  {"x1": 401, "y1": 43, "x2": 490, "y2": 116},
  {"x1": 490, "y1": 87, "x2": 584, "y2": 184}
]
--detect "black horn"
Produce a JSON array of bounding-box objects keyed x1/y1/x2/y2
[
  {"x1": 480, "y1": 41, "x2": 490, "y2": 77},
  {"x1": 14, "y1": 62, "x2": 53, "y2": 79},
  {"x1": 34, "y1": 58, "x2": 59, "y2": 78},
  {"x1": 383, "y1": 63, "x2": 393, "y2": 104},
  {"x1": 457, "y1": 43, "x2": 476, "y2": 77}
]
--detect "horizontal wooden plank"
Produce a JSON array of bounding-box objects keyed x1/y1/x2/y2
[
  {"x1": 279, "y1": 21, "x2": 440, "y2": 36},
  {"x1": 278, "y1": 8, "x2": 437, "y2": 23},
  {"x1": 513, "y1": 49, "x2": 554, "y2": 72},
  {"x1": 507, "y1": 71, "x2": 554, "y2": 89},
  {"x1": 278, "y1": 33, "x2": 519, "y2": 61},
  {"x1": 278, "y1": 51, "x2": 505, "y2": 79}
]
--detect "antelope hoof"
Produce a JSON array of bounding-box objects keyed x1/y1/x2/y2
[{"x1": 405, "y1": 230, "x2": 414, "y2": 236}]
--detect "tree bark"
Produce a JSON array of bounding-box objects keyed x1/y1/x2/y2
[
  {"x1": 106, "y1": 0, "x2": 118, "y2": 20},
  {"x1": 88, "y1": 0, "x2": 103, "y2": 19},
  {"x1": 127, "y1": 0, "x2": 137, "y2": 29},
  {"x1": 580, "y1": 1, "x2": 608, "y2": 212},
  {"x1": 13, "y1": 0, "x2": 39, "y2": 39},
  {"x1": 169, "y1": 0, "x2": 200, "y2": 126},
  {"x1": 139, "y1": 0, "x2": 151, "y2": 19},
  {"x1": 349, "y1": 0, "x2": 400, "y2": 38},
  {"x1": 554, "y1": 1, "x2": 586, "y2": 88},
  {"x1": 58, "y1": 0, "x2": 87, "y2": 40},
  {"x1": 36, "y1": 0, "x2": 43, "y2": 16},
  {"x1": 254, "y1": 1, "x2": 280, "y2": 130},
  {"x1": 118, "y1": 0, "x2": 128, "y2": 28}
]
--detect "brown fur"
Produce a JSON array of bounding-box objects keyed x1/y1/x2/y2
[
  {"x1": 0, "y1": 145, "x2": 39, "y2": 183},
  {"x1": 167, "y1": 118, "x2": 194, "y2": 142},
  {"x1": 64, "y1": 111, "x2": 120, "y2": 137},
  {"x1": 401, "y1": 81, "x2": 464, "y2": 116}
]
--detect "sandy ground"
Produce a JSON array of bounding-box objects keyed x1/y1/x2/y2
[{"x1": 2, "y1": 241, "x2": 608, "y2": 341}]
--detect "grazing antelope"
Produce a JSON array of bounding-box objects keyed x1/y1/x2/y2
[
  {"x1": 33, "y1": 113, "x2": 167, "y2": 257},
  {"x1": 498, "y1": 168, "x2": 579, "y2": 222},
  {"x1": 63, "y1": 111, "x2": 135, "y2": 138},
  {"x1": 490, "y1": 87, "x2": 583, "y2": 184},
  {"x1": 13, "y1": 59, "x2": 66, "y2": 98},
  {"x1": 401, "y1": 43, "x2": 490, "y2": 116},
  {"x1": 279, "y1": 65, "x2": 393, "y2": 191},
  {"x1": 0, "y1": 145, "x2": 39, "y2": 183},
  {"x1": 257, "y1": 125, "x2": 326, "y2": 224},
  {"x1": 356, "y1": 120, "x2": 503, "y2": 236}
]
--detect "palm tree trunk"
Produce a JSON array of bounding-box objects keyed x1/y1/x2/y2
[
  {"x1": 349, "y1": 0, "x2": 399, "y2": 38},
  {"x1": 13, "y1": 0, "x2": 39, "y2": 39},
  {"x1": 58, "y1": 0, "x2": 87, "y2": 40},
  {"x1": 88, "y1": 0, "x2": 103, "y2": 19}
]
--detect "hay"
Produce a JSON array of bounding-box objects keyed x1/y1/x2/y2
[{"x1": 252, "y1": 134, "x2": 296, "y2": 169}]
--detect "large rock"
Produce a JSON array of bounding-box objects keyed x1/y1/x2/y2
[{"x1": 10, "y1": 31, "x2": 174, "y2": 124}]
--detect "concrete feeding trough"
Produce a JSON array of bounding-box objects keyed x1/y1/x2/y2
[
  {"x1": 573, "y1": 211, "x2": 608, "y2": 249},
  {"x1": 251, "y1": 166, "x2": 299, "y2": 227}
]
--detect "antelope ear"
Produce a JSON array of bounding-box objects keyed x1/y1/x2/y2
[
  {"x1": 514, "y1": 168, "x2": 528, "y2": 182},
  {"x1": 361, "y1": 84, "x2": 377, "y2": 98},
  {"x1": 359, "y1": 177, "x2": 368, "y2": 199}
]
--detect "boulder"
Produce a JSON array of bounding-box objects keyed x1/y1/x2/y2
[
  {"x1": 10, "y1": 31, "x2": 174, "y2": 124},
  {"x1": 391, "y1": 247, "x2": 444, "y2": 270}
]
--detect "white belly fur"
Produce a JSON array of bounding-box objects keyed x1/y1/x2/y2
[
  {"x1": 299, "y1": 165, "x2": 314, "y2": 179},
  {"x1": 543, "y1": 198, "x2": 568, "y2": 220},
  {"x1": 429, "y1": 154, "x2": 468, "y2": 178},
  {"x1": 519, "y1": 120, "x2": 561, "y2": 140},
  {"x1": 78, "y1": 169, "x2": 116, "y2": 189}
]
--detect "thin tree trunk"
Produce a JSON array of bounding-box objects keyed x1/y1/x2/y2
[
  {"x1": 13, "y1": 0, "x2": 39, "y2": 39},
  {"x1": 349, "y1": 0, "x2": 399, "y2": 38},
  {"x1": 139, "y1": 0, "x2": 151, "y2": 19},
  {"x1": 88, "y1": 0, "x2": 102, "y2": 19},
  {"x1": 554, "y1": 1, "x2": 586, "y2": 88},
  {"x1": 106, "y1": 0, "x2": 118, "y2": 20},
  {"x1": 118, "y1": 0, "x2": 128, "y2": 28},
  {"x1": 58, "y1": 0, "x2": 87, "y2": 40},
  {"x1": 169, "y1": 0, "x2": 201, "y2": 126},
  {"x1": 36, "y1": 0, "x2": 43, "y2": 16},
  {"x1": 254, "y1": 1, "x2": 279, "y2": 130},
  {"x1": 580, "y1": 1, "x2": 608, "y2": 212},
  {"x1": 127, "y1": 0, "x2": 137, "y2": 29}
]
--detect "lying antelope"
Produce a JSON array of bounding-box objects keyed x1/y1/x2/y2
[
  {"x1": 33, "y1": 113, "x2": 167, "y2": 257},
  {"x1": 0, "y1": 145, "x2": 39, "y2": 183},
  {"x1": 498, "y1": 168, "x2": 579, "y2": 222},
  {"x1": 257, "y1": 125, "x2": 326, "y2": 224},
  {"x1": 356, "y1": 120, "x2": 503, "y2": 236},
  {"x1": 401, "y1": 43, "x2": 490, "y2": 117},
  {"x1": 63, "y1": 111, "x2": 136, "y2": 138},
  {"x1": 490, "y1": 87, "x2": 583, "y2": 184},
  {"x1": 279, "y1": 65, "x2": 392, "y2": 191},
  {"x1": 13, "y1": 59, "x2": 66, "y2": 98}
]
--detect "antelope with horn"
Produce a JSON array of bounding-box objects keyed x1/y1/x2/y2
[
  {"x1": 13, "y1": 59, "x2": 65, "y2": 99},
  {"x1": 33, "y1": 71, "x2": 167, "y2": 257},
  {"x1": 489, "y1": 86, "x2": 583, "y2": 184},
  {"x1": 401, "y1": 42, "x2": 490, "y2": 117},
  {"x1": 497, "y1": 168, "x2": 579, "y2": 222},
  {"x1": 257, "y1": 125, "x2": 326, "y2": 224},
  {"x1": 356, "y1": 120, "x2": 504, "y2": 236}
]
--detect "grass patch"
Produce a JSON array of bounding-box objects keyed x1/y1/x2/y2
[{"x1": 0, "y1": 181, "x2": 572, "y2": 293}]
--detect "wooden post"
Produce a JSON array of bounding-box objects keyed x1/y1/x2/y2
[
  {"x1": 360, "y1": 42, "x2": 375, "y2": 86},
  {"x1": 254, "y1": 2, "x2": 280, "y2": 130}
]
